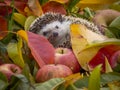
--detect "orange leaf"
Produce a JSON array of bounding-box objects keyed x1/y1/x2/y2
[
  {"x1": 24, "y1": 6, "x2": 33, "y2": 16},
  {"x1": 28, "y1": 0, "x2": 43, "y2": 16},
  {"x1": 27, "y1": 31, "x2": 55, "y2": 67},
  {"x1": 49, "y1": 0, "x2": 69, "y2": 4},
  {"x1": 0, "y1": 16, "x2": 8, "y2": 39},
  {"x1": 42, "y1": 1, "x2": 67, "y2": 15},
  {"x1": 17, "y1": 30, "x2": 28, "y2": 42}
]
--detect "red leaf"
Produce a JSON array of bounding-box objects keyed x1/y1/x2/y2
[
  {"x1": 42, "y1": 1, "x2": 67, "y2": 15},
  {"x1": 0, "y1": 3, "x2": 12, "y2": 16},
  {"x1": 27, "y1": 31, "x2": 55, "y2": 67},
  {"x1": 4, "y1": 0, "x2": 27, "y2": 15},
  {"x1": 89, "y1": 45, "x2": 120, "y2": 72},
  {"x1": 0, "y1": 16, "x2": 8, "y2": 39}
]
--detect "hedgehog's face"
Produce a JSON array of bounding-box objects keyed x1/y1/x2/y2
[{"x1": 38, "y1": 21, "x2": 71, "y2": 41}]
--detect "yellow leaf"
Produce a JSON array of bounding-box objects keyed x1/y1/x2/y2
[
  {"x1": 70, "y1": 24, "x2": 106, "y2": 70},
  {"x1": 49, "y1": 0, "x2": 69, "y2": 4},
  {"x1": 24, "y1": 6, "x2": 34, "y2": 16},
  {"x1": 77, "y1": 0, "x2": 117, "y2": 10},
  {"x1": 105, "y1": 57, "x2": 113, "y2": 73},
  {"x1": 13, "y1": 13, "x2": 26, "y2": 26},
  {"x1": 17, "y1": 30, "x2": 28, "y2": 42},
  {"x1": 28, "y1": 0, "x2": 43, "y2": 16},
  {"x1": 24, "y1": 16, "x2": 36, "y2": 30},
  {"x1": 65, "y1": 73, "x2": 83, "y2": 86},
  {"x1": 7, "y1": 38, "x2": 25, "y2": 68}
]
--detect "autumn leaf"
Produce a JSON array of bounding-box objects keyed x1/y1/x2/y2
[
  {"x1": 49, "y1": 0, "x2": 69, "y2": 4},
  {"x1": 7, "y1": 37, "x2": 25, "y2": 68},
  {"x1": 42, "y1": 1, "x2": 67, "y2": 15},
  {"x1": 0, "y1": 2, "x2": 12, "y2": 16},
  {"x1": 17, "y1": 30, "x2": 28, "y2": 42},
  {"x1": 105, "y1": 57, "x2": 113, "y2": 73},
  {"x1": 70, "y1": 24, "x2": 120, "y2": 71},
  {"x1": 28, "y1": 0, "x2": 43, "y2": 16},
  {"x1": 13, "y1": 13, "x2": 26, "y2": 27},
  {"x1": 77, "y1": 0, "x2": 118, "y2": 10},
  {"x1": 27, "y1": 31, "x2": 55, "y2": 67},
  {"x1": 0, "y1": 16, "x2": 8, "y2": 40},
  {"x1": 65, "y1": 73, "x2": 83, "y2": 87},
  {"x1": 70, "y1": 24, "x2": 107, "y2": 70},
  {"x1": 4, "y1": 0, "x2": 27, "y2": 15}
]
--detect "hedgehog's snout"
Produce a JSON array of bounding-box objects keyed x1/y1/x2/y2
[{"x1": 53, "y1": 32, "x2": 58, "y2": 37}]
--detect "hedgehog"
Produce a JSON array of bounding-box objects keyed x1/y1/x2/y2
[{"x1": 29, "y1": 13, "x2": 102, "y2": 48}]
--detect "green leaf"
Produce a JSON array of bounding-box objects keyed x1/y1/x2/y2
[
  {"x1": 22, "y1": 64, "x2": 35, "y2": 84},
  {"x1": 88, "y1": 64, "x2": 102, "y2": 90},
  {"x1": 104, "y1": 28, "x2": 116, "y2": 38},
  {"x1": 24, "y1": 16, "x2": 36, "y2": 31},
  {"x1": 113, "y1": 64, "x2": 120, "y2": 72},
  {"x1": 85, "y1": 38, "x2": 120, "y2": 49},
  {"x1": 13, "y1": 13, "x2": 26, "y2": 27},
  {"x1": 9, "y1": 74, "x2": 30, "y2": 90},
  {"x1": 8, "y1": 1, "x2": 15, "y2": 31},
  {"x1": 101, "y1": 72, "x2": 120, "y2": 85},
  {"x1": 67, "y1": 0, "x2": 80, "y2": 12},
  {"x1": 7, "y1": 38, "x2": 25, "y2": 68},
  {"x1": 0, "y1": 42, "x2": 12, "y2": 63},
  {"x1": 107, "y1": 27, "x2": 120, "y2": 39},
  {"x1": 73, "y1": 76, "x2": 89, "y2": 88},
  {"x1": 109, "y1": 16, "x2": 120, "y2": 29},
  {"x1": 107, "y1": 16, "x2": 120, "y2": 38},
  {"x1": 0, "y1": 72, "x2": 8, "y2": 90},
  {"x1": 39, "y1": 0, "x2": 48, "y2": 5},
  {"x1": 83, "y1": 7, "x2": 94, "y2": 20},
  {"x1": 110, "y1": 1, "x2": 120, "y2": 12},
  {"x1": 30, "y1": 78, "x2": 65, "y2": 90}
]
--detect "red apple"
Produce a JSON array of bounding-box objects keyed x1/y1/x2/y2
[
  {"x1": 36, "y1": 64, "x2": 73, "y2": 82},
  {"x1": 0, "y1": 64, "x2": 22, "y2": 80},
  {"x1": 55, "y1": 48, "x2": 81, "y2": 73},
  {"x1": 110, "y1": 50, "x2": 120, "y2": 64}
]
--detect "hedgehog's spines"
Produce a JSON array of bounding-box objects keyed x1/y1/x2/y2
[
  {"x1": 29, "y1": 12, "x2": 102, "y2": 48},
  {"x1": 29, "y1": 12, "x2": 66, "y2": 33},
  {"x1": 64, "y1": 16, "x2": 101, "y2": 34}
]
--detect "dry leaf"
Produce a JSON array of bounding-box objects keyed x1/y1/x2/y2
[
  {"x1": 42, "y1": 1, "x2": 67, "y2": 15},
  {"x1": 77, "y1": 0, "x2": 117, "y2": 10},
  {"x1": 28, "y1": 0, "x2": 43, "y2": 16},
  {"x1": 49, "y1": 0, "x2": 69, "y2": 4}
]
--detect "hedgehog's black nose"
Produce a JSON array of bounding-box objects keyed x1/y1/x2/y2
[{"x1": 53, "y1": 32, "x2": 58, "y2": 37}]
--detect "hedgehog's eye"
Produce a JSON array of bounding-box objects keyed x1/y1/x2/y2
[
  {"x1": 55, "y1": 25, "x2": 59, "y2": 29},
  {"x1": 43, "y1": 31, "x2": 48, "y2": 36}
]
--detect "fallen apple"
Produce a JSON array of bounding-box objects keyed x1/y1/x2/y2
[
  {"x1": 36, "y1": 64, "x2": 73, "y2": 82},
  {"x1": 55, "y1": 47, "x2": 81, "y2": 73},
  {"x1": 0, "y1": 64, "x2": 22, "y2": 81},
  {"x1": 110, "y1": 50, "x2": 120, "y2": 64}
]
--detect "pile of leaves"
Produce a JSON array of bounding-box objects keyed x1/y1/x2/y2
[{"x1": 0, "y1": 0, "x2": 120, "y2": 90}]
